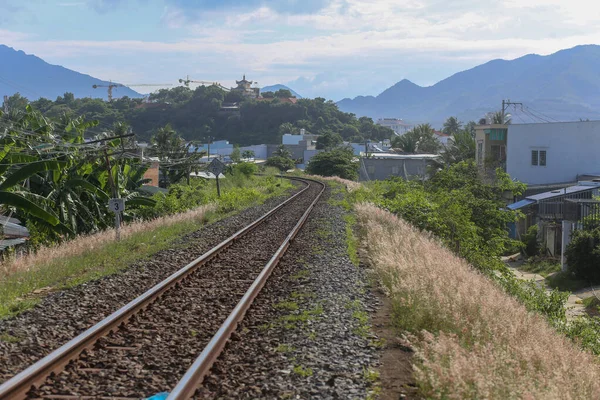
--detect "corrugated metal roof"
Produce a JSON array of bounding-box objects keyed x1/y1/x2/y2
[
  {"x1": 1, "y1": 221, "x2": 29, "y2": 238},
  {"x1": 507, "y1": 199, "x2": 536, "y2": 210},
  {"x1": 527, "y1": 186, "x2": 596, "y2": 201},
  {"x1": 0, "y1": 238, "x2": 27, "y2": 251}
]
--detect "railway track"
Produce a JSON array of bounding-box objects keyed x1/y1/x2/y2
[{"x1": 0, "y1": 177, "x2": 325, "y2": 400}]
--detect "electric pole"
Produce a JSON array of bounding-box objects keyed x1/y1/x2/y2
[
  {"x1": 501, "y1": 99, "x2": 522, "y2": 124},
  {"x1": 3, "y1": 95, "x2": 8, "y2": 114}
]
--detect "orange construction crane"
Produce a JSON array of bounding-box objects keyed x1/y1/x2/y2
[{"x1": 92, "y1": 82, "x2": 172, "y2": 102}]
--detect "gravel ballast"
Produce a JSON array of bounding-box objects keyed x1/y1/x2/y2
[
  {"x1": 196, "y1": 185, "x2": 381, "y2": 399},
  {"x1": 0, "y1": 186, "x2": 301, "y2": 383}
]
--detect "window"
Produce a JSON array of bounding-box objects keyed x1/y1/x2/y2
[
  {"x1": 531, "y1": 149, "x2": 547, "y2": 167},
  {"x1": 392, "y1": 166, "x2": 399, "y2": 174},
  {"x1": 367, "y1": 165, "x2": 375, "y2": 174},
  {"x1": 539, "y1": 150, "x2": 547, "y2": 166},
  {"x1": 491, "y1": 145, "x2": 506, "y2": 162},
  {"x1": 477, "y1": 141, "x2": 483, "y2": 164}
]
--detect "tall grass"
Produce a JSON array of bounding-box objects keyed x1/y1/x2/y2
[
  {"x1": 0, "y1": 205, "x2": 216, "y2": 279},
  {"x1": 356, "y1": 203, "x2": 600, "y2": 399}
]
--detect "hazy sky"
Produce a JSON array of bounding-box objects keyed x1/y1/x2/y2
[{"x1": 0, "y1": 0, "x2": 598, "y2": 100}]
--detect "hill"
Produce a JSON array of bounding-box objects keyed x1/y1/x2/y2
[
  {"x1": 0, "y1": 45, "x2": 142, "y2": 101},
  {"x1": 260, "y1": 84, "x2": 302, "y2": 98},
  {"x1": 337, "y1": 45, "x2": 600, "y2": 125}
]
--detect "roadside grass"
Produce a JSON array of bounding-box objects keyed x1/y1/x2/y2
[
  {"x1": 521, "y1": 258, "x2": 561, "y2": 277},
  {"x1": 546, "y1": 271, "x2": 589, "y2": 292},
  {"x1": 0, "y1": 177, "x2": 292, "y2": 319},
  {"x1": 356, "y1": 203, "x2": 600, "y2": 399}
]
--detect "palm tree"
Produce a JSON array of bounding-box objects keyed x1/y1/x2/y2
[
  {"x1": 443, "y1": 117, "x2": 462, "y2": 135},
  {"x1": 273, "y1": 144, "x2": 292, "y2": 159},
  {"x1": 491, "y1": 111, "x2": 512, "y2": 125}
]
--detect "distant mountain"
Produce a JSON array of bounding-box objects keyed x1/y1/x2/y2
[
  {"x1": 0, "y1": 45, "x2": 142, "y2": 101},
  {"x1": 337, "y1": 45, "x2": 600, "y2": 126},
  {"x1": 260, "y1": 84, "x2": 302, "y2": 98}
]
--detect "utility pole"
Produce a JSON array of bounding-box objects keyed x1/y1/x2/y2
[
  {"x1": 501, "y1": 99, "x2": 522, "y2": 124},
  {"x1": 104, "y1": 149, "x2": 121, "y2": 241},
  {"x1": 205, "y1": 136, "x2": 213, "y2": 161},
  {"x1": 3, "y1": 95, "x2": 8, "y2": 114}
]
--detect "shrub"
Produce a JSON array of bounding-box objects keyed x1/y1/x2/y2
[
  {"x1": 231, "y1": 162, "x2": 258, "y2": 178},
  {"x1": 305, "y1": 147, "x2": 358, "y2": 180},
  {"x1": 565, "y1": 227, "x2": 600, "y2": 282},
  {"x1": 521, "y1": 224, "x2": 540, "y2": 257}
]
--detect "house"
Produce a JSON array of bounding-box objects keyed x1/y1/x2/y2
[
  {"x1": 376, "y1": 118, "x2": 413, "y2": 136},
  {"x1": 434, "y1": 131, "x2": 452, "y2": 146},
  {"x1": 359, "y1": 153, "x2": 439, "y2": 181},
  {"x1": 506, "y1": 121, "x2": 600, "y2": 186},
  {"x1": 476, "y1": 120, "x2": 600, "y2": 187},
  {"x1": 475, "y1": 124, "x2": 508, "y2": 171},
  {"x1": 507, "y1": 183, "x2": 600, "y2": 257}
]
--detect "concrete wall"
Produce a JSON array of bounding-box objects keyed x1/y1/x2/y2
[
  {"x1": 240, "y1": 144, "x2": 267, "y2": 159},
  {"x1": 507, "y1": 121, "x2": 600, "y2": 185},
  {"x1": 359, "y1": 157, "x2": 432, "y2": 181}
]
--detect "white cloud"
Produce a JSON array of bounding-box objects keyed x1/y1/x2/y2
[{"x1": 2, "y1": 0, "x2": 599, "y2": 98}]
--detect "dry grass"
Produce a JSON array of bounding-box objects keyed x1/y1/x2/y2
[
  {"x1": 356, "y1": 203, "x2": 600, "y2": 399},
  {"x1": 306, "y1": 175, "x2": 361, "y2": 192},
  {"x1": 0, "y1": 204, "x2": 217, "y2": 279}
]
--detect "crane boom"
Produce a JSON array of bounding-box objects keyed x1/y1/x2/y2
[
  {"x1": 92, "y1": 82, "x2": 172, "y2": 102},
  {"x1": 179, "y1": 76, "x2": 230, "y2": 91}
]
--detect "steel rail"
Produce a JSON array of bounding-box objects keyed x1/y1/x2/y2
[
  {"x1": 0, "y1": 178, "x2": 314, "y2": 400},
  {"x1": 167, "y1": 178, "x2": 325, "y2": 399}
]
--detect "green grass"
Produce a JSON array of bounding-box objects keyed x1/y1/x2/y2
[
  {"x1": 546, "y1": 271, "x2": 589, "y2": 292},
  {"x1": 520, "y1": 259, "x2": 561, "y2": 277},
  {"x1": 344, "y1": 214, "x2": 359, "y2": 266},
  {"x1": 275, "y1": 343, "x2": 295, "y2": 353},
  {"x1": 273, "y1": 300, "x2": 299, "y2": 311},
  {"x1": 291, "y1": 269, "x2": 310, "y2": 281},
  {"x1": 293, "y1": 365, "x2": 313, "y2": 377},
  {"x1": 0, "y1": 333, "x2": 22, "y2": 343},
  {"x1": 0, "y1": 177, "x2": 293, "y2": 319}
]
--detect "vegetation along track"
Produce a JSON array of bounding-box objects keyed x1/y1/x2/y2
[{"x1": 0, "y1": 177, "x2": 325, "y2": 399}]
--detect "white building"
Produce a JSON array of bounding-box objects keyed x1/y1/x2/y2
[
  {"x1": 506, "y1": 121, "x2": 600, "y2": 186},
  {"x1": 376, "y1": 118, "x2": 413, "y2": 136}
]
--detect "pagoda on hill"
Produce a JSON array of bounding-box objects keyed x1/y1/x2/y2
[{"x1": 232, "y1": 74, "x2": 260, "y2": 98}]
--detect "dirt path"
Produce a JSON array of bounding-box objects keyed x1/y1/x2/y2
[{"x1": 503, "y1": 255, "x2": 587, "y2": 320}]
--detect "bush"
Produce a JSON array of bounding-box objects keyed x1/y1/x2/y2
[
  {"x1": 565, "y1": 227, "x2": 600, "y2": 282},
  {"x1": 305, "y1": 147, "x2": 358, "y2": 180},
  {"x1": 521, "y1": 225, "x2": 540, "y2": 257},
  {"x1": 231, "y1": 162, "x2": 258, "y2": 178}
]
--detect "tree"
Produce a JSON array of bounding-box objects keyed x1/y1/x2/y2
[
  {"x1": 274, "y1": 89, "x2": 293, "y2": 98},
  {"x1": 306, "y1": 147, "x2": 358, "y2": 180},
  {"x1": 3, "y1": 93, "x2": 29, "y2": 112},
  {"x1": 316, "y1": 131, "x2": 343, "y2": 150},
  {"x1": 265, "y1": 156, "x2": 295, "y2": 172},
  {"x1": 261, "y1": 91, "x2": 275, "y2": 98},
  {"x1": 230, "y1": 146, "x2": 241, "y2": 162},
  {"x1": 150, "y1": 124, "x2": 184, "y2": 160},
  {"x1": 443, "y1": 116, "x2": 462, "y2": 135},
  {"x1": 242, "y1": 150, "x2": 255, "y2": 160},
  {"x1": 273, "y1": 144, "x2": 292, "y2": 159},
  {"x1": 392, "y1": 124, "x2": 441, "y2": 154},
  {"x1": 491, "y1": 111, "x2": 512, "y2": 125},
  {"x1": 430, "y1": 129, "x2": 476, "y2": 171},
  {"x1": 279, "y1": 122, "x2": 297, "y2": 135}
]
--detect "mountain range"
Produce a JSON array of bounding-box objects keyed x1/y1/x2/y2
[
  {"x1": 336, "y1": 45, "x2": 600, "y2": 126},
  {"x1": 260, "y1": 84, "x2": 302, "y2": 98},
  {"x1": 2, "y1": 43, "x2": 600, "y2": 126},
  {"x1": 0, "y1": 45, "x2": 141, "y2": 101}
]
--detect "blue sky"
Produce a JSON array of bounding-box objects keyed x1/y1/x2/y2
[{"x1": 0, "y1": 0, "x2": 599, "y2": 100}]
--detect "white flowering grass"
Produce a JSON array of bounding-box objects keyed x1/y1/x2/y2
[{"x1": 356, "y1": 203, "x2": 600, "y2": 399}]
